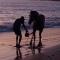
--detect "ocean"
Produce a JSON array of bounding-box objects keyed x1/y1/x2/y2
[{"x1": 0, "y1": 0, "x2": 60, "y2": 32}]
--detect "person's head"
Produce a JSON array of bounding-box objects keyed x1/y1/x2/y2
[{"x1": 20, "y1": 16, "x2": 24, "y2": 23}]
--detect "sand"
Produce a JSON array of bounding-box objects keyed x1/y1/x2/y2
[
  {"x1": 0, "y1": 28, "x2": 60, "y2": 60},
  {"x1": 22, "y1": 44, "x2": 60, "y2": 60}
]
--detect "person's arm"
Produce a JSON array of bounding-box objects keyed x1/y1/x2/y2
[
  {"x1": 23, "y1": 23, "x2": 28, "y2": 32},
  {"x1": 23, "y1": 23, "x2": 29, "y2": 37}
]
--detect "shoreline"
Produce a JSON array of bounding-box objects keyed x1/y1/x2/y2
[{"x1": 0, "y1": 28, "x2": 60, "y2": 60}]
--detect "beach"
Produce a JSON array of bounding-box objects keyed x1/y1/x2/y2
[
  {"x1": 0, "y1": 0, "x2": 60, "y2": 60},
  {"x1": 0, "y1": 28, "x2": 60, "y2": 60}
]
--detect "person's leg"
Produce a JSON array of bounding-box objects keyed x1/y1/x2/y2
[
  {"x1": 19, "y1": 32, "x2": 22, "y2": 46},
  {"x1": 16, "y1": 35, "x2": 18, "y2": 46}
]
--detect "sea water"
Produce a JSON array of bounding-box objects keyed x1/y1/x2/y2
[{"x1": 0, "y1": 0, "x2": 60, "y2": 32}]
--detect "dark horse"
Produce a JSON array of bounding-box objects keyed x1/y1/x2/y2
[{"x1": 28, "y1": 11, "x2": 45, "y2": 48}]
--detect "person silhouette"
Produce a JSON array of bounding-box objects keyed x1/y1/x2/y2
[
  {"x1": 13, "y1": 16, "x2": 29, "y2": 48},
  {"x1": 28, "y1": 11, "x2": 45, "y2": 48}
]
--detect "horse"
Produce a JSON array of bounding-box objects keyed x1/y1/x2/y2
[{"x1": 28, "y1": 11, "x2": 45, "y2": 48}]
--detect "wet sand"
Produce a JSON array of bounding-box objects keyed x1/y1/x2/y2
[
  {"x1": 22, "y1": 44, "x2": 60, "y2": 60},
  {"x1": 0, "y1": 28, "x2": 60, "y2": 60}
]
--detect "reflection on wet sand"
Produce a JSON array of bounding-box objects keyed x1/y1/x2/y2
[
  {"x1": 15, "y1": 48, "x2": 22, "y2": 60},
  {"x1": 30, "y1": 47, "x2": 42, "y2": 55},
  {"x1": 14, "y1": 46, "x2": 42, "y2": 60}
]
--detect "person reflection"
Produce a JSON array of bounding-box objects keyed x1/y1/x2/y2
[{"x1": 15, "y1": 48, "x2": 22, "y2": 60}]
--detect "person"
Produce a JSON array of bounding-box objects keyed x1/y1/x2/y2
[
  {"x1": 28, "y1": 11, "x2": 45, "y2": 48},
  {"x1": 13, "y1": 16, "x2": 29, "y2": 48}
]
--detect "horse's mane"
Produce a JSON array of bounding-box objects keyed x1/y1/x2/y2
[{"x1": 30, "y1": 11, "x2": 39, "y2": 17}]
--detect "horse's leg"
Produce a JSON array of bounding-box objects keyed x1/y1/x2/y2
[
  {"x1": 33, "y1": 30, "x2": 36, "y2": 48},
  {"x1": 30, "y1": 35, "x2": 33, "y2": 47},
  {"x1": 37, "y1": 30, "x2": 42, "y2": 47}
]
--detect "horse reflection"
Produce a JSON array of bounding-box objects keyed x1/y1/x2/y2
[
  {"x1": 14, "y1": 47, "x2": 41, "y2": 60},
  {"x1": 15, "y1": 48, "x2": 22, "y2": 60},
  {"x1": 30, "y1": 47, "x2": 42, "y2": 55}
]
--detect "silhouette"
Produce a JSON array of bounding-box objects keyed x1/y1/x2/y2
[
  {"x1": 15, "y1": 48, "x2": 22, "y2": 60},
  {"x1": 13, "y1": 16, "x2": 28, "y2": 48},
  {"x1": 28, "y1": 11, "x2": 45, "y2": 48}
]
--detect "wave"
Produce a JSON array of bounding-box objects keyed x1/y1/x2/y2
[{"x1": 0, "y1": 17, "x2": 60, "y2": 32}]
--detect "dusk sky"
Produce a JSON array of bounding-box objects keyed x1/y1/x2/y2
[{"x1": 0, "y1": 0, "x2": 60, "y2": 2}]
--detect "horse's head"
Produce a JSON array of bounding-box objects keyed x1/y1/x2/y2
[{"x1": 29, "y1": 11, "x2": 39, "y2": 24}]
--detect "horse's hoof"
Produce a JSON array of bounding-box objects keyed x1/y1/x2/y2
[
  {"x1": 16, "y1": 44, "x2": 22, "y2": 48},
  {"x1": 37, "y1": 43, "x2": 42, "y2": 48},
  {"x1": 29, "y1": 41, "x2": 32, "y2": 46}
]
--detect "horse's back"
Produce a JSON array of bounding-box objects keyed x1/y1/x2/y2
[
  {"x1": 33, "y1": 14, "x2": 45, "y2": 30},
  {"x1": 39, "y1": 14, "x2": 45, "y2": 28}
]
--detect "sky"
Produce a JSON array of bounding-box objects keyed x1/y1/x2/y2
[{"x1": 0, "y1": 0, "x2": 60, "y2": 2}]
